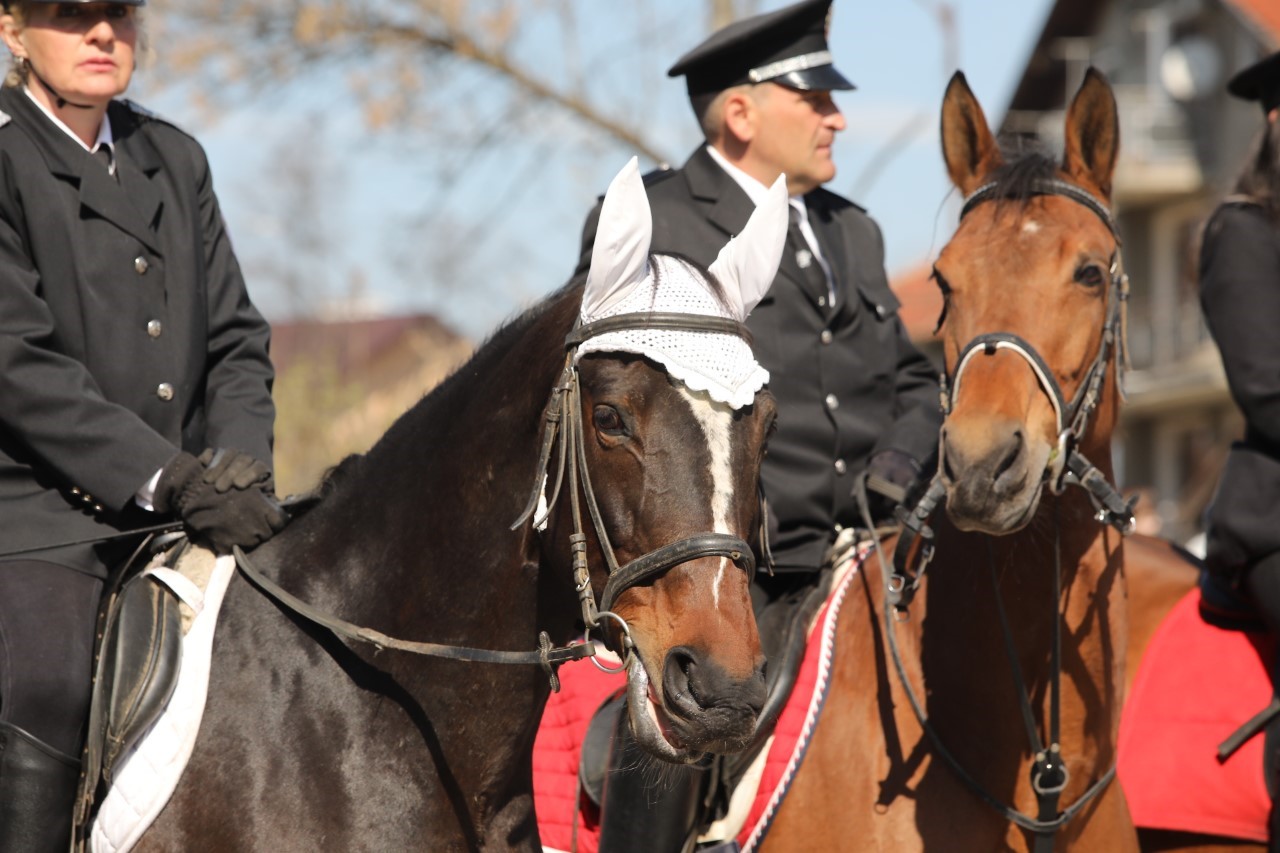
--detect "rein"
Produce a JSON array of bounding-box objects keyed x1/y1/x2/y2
[
  {"x1": 512, "y1": 311, "x2": 758, "y2": 668},
  {"x1": 880, "y1": 178, "x2": 1133, "y2": 848},
  {"x1": 227, "y1": 310, "x2": 756, "y2": 691}
]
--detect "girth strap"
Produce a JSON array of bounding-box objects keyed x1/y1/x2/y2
[{"x1": 599, "y1": 534, "x2": 755, "y2": 613}]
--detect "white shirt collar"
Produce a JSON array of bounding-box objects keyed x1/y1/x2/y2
[
  {"x1": 704, "y1": 144, "x2": 809, "y2": 222},
  {"x1": 22, "y1": 86, "x2": 115, "y2": 168},
  {"x1": 704, "y1": 144, "x2": 835, "y2": 302}
]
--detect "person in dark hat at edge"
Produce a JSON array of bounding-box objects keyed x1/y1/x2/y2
[
  {"x1": 569, "y1": 1, "x2": 941, "y2": 848},
  {"x1": 0, "y1": 1, "x2": 289, "y2": 848},
  {"x1": 1200, "y1": 49, "x2": 1280, "y2": 848}
]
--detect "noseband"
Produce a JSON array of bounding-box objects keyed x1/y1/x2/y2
[{"x1": 513, "y1": 311, "x2": 758, "y2": 669}]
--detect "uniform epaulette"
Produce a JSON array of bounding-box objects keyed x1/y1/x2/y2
[
  {"x1": 0, "y1": 109, "x2": 10, "y2": 130},
  {"x1": 642, "y1": 165, "x2": 677, "y2": 188},
  {"x1": 121, "y1": 99, "x2": 190, "y2": 137}
]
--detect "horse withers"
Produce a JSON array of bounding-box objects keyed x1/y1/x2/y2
[
  {"x1": 755, "y1": 70, "x2": 1137, "y2": 852},
  {"x1": 124, "y1": 159, "x2": 787, "y2": 851}
]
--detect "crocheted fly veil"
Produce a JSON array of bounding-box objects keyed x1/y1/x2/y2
[{"x1": 577, "y1": 157, "x2": 789, "y2": 409}]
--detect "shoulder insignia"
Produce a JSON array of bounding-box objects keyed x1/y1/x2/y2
[
  {"x1": 0, "y1": 110, "x2": 10, "y2": 129},
  {"x1": 121, "y1": 99, "x2": 189, "y2": 135},
  {"x1": 642, "y1": 164, "x2": 677, "y2": 188}
]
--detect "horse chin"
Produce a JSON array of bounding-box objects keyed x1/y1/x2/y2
[
  {"x1": 624, "y1": 657, "x2": 704, "y2": 765},
  {"x1": 948, "y1": 486, "x2": 1043, "y2": 535}
]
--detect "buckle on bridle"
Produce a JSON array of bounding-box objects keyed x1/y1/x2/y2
[
  {"x1": 1032, "y1": 745, "x2": 1070, "y2": 796},
  {"x1": 1048, "y1": 429, "x2": 1075, "y2": 495},
  {"x1": 588, "y1": 610, "x2": 634, "y2": 675}
]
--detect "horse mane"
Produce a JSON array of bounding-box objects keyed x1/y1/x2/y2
[
  {"x1": 981, "y1": 140, "x2": 1062, "y2": 211},
  {"x1": 297, "y1": 251, "x2": 733, "y2": 511}
]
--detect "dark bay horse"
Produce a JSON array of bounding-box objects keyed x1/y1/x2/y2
[
  {"x1": 759, "y1": 70, "x2": 1138, "y2": 851},
  {"x1": 133, "y1": 160, "x2": 785, "y2": 850}
]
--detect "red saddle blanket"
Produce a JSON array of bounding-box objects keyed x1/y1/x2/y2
[
  {"x1": 1117, "y1": 589, "x2": 1273, "y2": 842},
  {"x1": 533, "y1": 548, "x2": 868, "y2": 853}
]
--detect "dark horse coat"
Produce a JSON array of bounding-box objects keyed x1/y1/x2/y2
[
  {"x1": 1199, "y1": 200, "x2": 1280, "y2": 577},
  {"x1": 573, "y1": 146, "x2": 941, "y2": 570},
  {"x1": 0, "y1": 85, "x2": 274, "y2": 576}
]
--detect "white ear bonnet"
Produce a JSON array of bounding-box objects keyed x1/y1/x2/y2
[{"x1": 576, "y1": 158, "x2": 788, "y2": 410}]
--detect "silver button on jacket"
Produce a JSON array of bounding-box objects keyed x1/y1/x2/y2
[{"x1": 156, "y1": 382, "x2": 174, "y2": 401}]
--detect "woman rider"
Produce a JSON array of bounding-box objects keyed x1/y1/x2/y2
[
  {"x1": 1200, "y1": 50, "x2": 1280, "y2": 847},
  {"x1": 0, "y1": 2, "x2": 288, "y2": 848}
]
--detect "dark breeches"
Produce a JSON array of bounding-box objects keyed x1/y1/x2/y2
[{"x1": 0, "y1": 560, "x2": 103, "y2": 756}]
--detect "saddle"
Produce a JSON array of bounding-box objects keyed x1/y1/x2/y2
[{"x1": 71, "y1": 533, "x2": 192, "y2": 850}]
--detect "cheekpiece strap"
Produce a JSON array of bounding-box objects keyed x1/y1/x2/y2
[{"x1": 566, "y1": 312, "x2": 753, "y2": 350}]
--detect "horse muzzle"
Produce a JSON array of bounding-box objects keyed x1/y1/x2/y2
[
  {"x1": 940, "y1": 416, "x2": 1052, "y2": 535},
  {"x1": 624, "y1": 647, "x2": 766, "y2": 762}
]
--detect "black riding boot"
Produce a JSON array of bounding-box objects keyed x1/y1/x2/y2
[
  {"x1": 0, "y1": 721, "x2": 81, "y2": 853},
  {"x1": 1245, "y1": 556, "x2": 1280, "y2": 852},
  {"x1": 597, "y1": 707, "x2": 705, "y2": 853}
]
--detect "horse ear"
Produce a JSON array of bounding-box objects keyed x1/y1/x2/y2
[
  {"x1": 583, "y1": 157, "x2": 652, "y2": 317},
  {"x1": 1062, "y1": 67, "x2": 1120, "y2": 200},
  {"x1": 707, "y1": 174, "x2": 788, "y2": 319},
  {"x1": 940, "y1": 71, "x2": 1004, "y2": 196}
]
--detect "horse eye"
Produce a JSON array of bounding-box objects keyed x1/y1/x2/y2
[
  {"x1": 592, "y1": 406, "x2": 625, "y2": 436},
  {"x1": 1075, "y1": 264, "x2": 1106, "y2": 289},
  {"x1": 931, "y1": 268, "x2": 951, "y2": 333},
  {"x1": 932, "y1": 268, "x2": 952, "y2": 296}
]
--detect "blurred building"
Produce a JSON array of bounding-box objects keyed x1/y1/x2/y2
[
  {"x1": 893, "y1": 0, "x2": 1279, "y2": 544},
  {"x1": 269, "y1": 314, "x2": 472, "y2": 496}
]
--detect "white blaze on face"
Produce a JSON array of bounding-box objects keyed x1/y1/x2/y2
[
  {"x1": 678, "y1": 387, "x2": 735, "y2": 608},
  {"x1": 1022, "y1": 220, "x2": 1041, "y2": 235}
]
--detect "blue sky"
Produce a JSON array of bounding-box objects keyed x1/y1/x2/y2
[{"x1": 132, "y1": 0, "x2": 1057, "y2": 339}]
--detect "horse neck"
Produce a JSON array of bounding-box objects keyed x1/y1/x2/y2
[
  {"x1": 923, "y1": 485, "x2": 1126, "y2": 788},
  {"x1": 267, "y1": 284, "x2": 584, "y2": 641}
]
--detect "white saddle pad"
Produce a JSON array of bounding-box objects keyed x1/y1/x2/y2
[{"x1": 89, "y1": 551, "x2": 236, "y2": 853}]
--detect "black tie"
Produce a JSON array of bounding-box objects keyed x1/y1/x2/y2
[
  {"x1": 788, "y1": 206, "x2": 831, "y2": 306},
  {"x1": 92, "y1": 145, "x2": 115, "y2": 180}
]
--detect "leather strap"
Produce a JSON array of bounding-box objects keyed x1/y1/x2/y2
[
  {"x1": 232, "y1": 546, "x2": 596, "y2": 671},
  {"x1": 599, "y1": 534, "x2": 755, "y2": 613}
]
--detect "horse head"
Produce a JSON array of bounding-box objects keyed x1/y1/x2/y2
[
  {"x1": 544, "y1": 159, "x2": 786, "y2": 761},
  {"x1": 934, "y1": 69, "x2": 1124, "y2": 535}
]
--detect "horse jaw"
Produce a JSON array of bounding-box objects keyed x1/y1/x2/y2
[{"x1": 624, "y1": 656, "x2": 704, "y2": 764}]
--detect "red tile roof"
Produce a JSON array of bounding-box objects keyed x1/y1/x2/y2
[
  {"x1": 1226, "y1": 0, "x2": 1280, "y2": 44},
  {"x1": 270, "y1": 314, "x2": 463, "y2": 377},
  {"x1": 891, "y1": 261, "x2": 944, "y2": 345}
]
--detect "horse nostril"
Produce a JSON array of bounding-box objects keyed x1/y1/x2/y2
[
  {"x1": 994, "y1": 429, "x2": 1024, "y2": 483},
  {"x1": 663, "y1": 646, "x2": 702, "y2": 709},
  {"x1": 941, "y1": 440, "x2": 957, "y2": 484}
]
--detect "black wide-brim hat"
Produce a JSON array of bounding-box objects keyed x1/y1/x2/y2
[
  {"x1": 1227, "y1": 51, "x2": 1280, "y2": 115},
  {"x1": 667, "y1": 0, "x2": 854, "y2": 97}
]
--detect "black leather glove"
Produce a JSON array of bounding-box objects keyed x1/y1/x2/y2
[
  {"x1": 156, "y1": 452, "x2": 289, "y2": 554},
  {"x1": 198, "y1": 447, "x2": 273, "y2": 493},
  {"x1": 863, "y1": 449, "x2": 923, "y2": 523}
]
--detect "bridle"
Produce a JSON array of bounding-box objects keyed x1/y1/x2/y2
[
  {"x1": 877, "y1": 178, "x2": 1136, "y2": 850},
  {"x1": 512, "y1": 311, "x2": 759, "y2": 675},
  {"x1": 5, "y1": 312, "x2": 761, "y2": 693},
  {"x1": 890, "y1": 178, "x2": 1135, "y2": 610}
]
